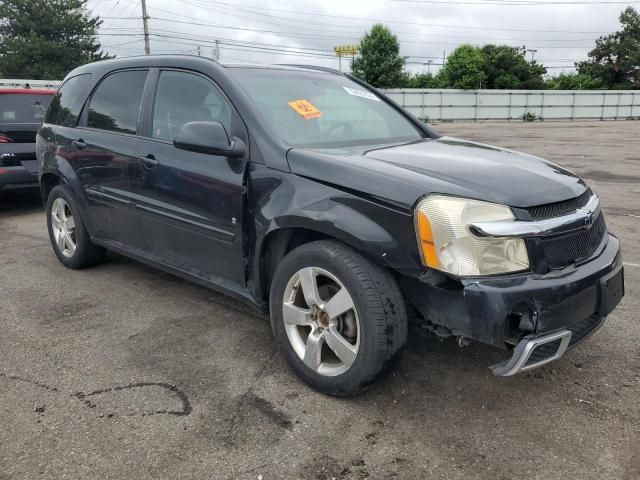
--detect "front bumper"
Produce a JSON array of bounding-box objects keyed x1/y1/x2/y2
[{"x1": 400, "y1": 234, "x2": 624, "y2": 372}]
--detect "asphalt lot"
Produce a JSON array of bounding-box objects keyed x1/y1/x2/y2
[{"x1": 1, "y1": 120, "x2": 638, "y2": 480}]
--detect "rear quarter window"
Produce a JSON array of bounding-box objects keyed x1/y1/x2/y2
[{"x1": 46, "y1": 74, "x2": 93, "y2": 127}]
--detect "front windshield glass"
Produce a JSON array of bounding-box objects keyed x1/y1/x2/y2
[{"x1": 230, "y1": 68, "x2": 423, "y2": 148}]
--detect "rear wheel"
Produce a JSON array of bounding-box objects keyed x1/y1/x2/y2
[
  {"x1": 46, "y1": 184, "x2": 105, "y2": 269},
  {"x1": 269, "y1": 240, "x2": 407, "y2": 397}
]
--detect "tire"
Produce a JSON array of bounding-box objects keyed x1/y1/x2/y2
[
  {"x1": 269, "y1": 240, "x2": 407, "y2": 397},
  {"x1": 46, "y1": 184, "x2": 105, "y2": 269}
]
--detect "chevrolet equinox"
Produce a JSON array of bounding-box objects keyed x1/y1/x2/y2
[{"x1": 36, "y1": 56, "x2": 624, "y2": 396}]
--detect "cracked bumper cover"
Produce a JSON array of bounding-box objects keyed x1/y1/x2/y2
[{"x1": 399, "y1": 234, "x2": 624, "y2": 363}]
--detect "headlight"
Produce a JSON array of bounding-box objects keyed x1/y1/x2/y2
[{"x1": 415, "y1": 195, "x2": 529, "y2": 276}]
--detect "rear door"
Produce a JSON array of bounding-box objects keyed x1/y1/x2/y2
[
  {"x1": 131, "y1": 68, "x2": 248, "y2": 284},
  {"x1": 72, "y1": 69, "x2": 149, "y2": 250}
]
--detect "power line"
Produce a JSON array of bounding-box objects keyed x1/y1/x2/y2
[
  {"x1": 172, "y1": 0, "x2": 610, "y2": 34},
  {"x1": 103, "y1": 16, "x2": 599, "y2": 49},
  {"x1": 100, "y1": 27, "x2": 336, "y2": 54},
  {"x1": 98, "y1": 31, "x2": 581, "y2": 70},
  {"x1": 172, "y1": 0, "x2": 607, "y2": 43},
  {"x1": 390, "y1": 0, "x2": 639, "y2": 4},
  {"x1": 98, "y1": 0, "x2": 599, "y2": 68}
]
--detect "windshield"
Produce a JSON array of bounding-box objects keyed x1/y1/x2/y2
[
  {"x1": 0, "y1": 93, "x2": 53, "y2": 123},
  {"x1": 230, "y1": 68, "x2": 423, "y2": 148}
]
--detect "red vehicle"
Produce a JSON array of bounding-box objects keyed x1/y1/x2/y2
[{"x1": 1, "y1": 87, "x2": 55, "y2": 190}]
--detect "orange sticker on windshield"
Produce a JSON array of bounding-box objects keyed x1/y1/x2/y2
[{"x1": 288, "y1": 99, "x2": 322, "y2": 119}]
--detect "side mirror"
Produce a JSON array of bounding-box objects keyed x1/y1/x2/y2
[{"x1": 173, "y1": 121, "x2": 245, "y2": 158}]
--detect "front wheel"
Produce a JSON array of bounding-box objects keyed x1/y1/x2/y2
[{"x1": 269, "y1": 240, "x2": 407, "y2": 397}]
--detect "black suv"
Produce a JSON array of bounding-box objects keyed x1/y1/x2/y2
[{"x1": 37, "y1": 56, "x2": 624, "y2": 396}]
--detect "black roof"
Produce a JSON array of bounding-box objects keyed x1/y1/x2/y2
[{"x1": 68, "y1": 54, "x2": 341, "y2": 77}]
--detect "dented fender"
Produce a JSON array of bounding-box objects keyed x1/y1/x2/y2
[{"x1": 246, "y1": 162, "x2": 424, "y2": 302}]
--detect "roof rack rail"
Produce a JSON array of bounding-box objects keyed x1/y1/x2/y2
[{"x1": 277, "y1": 64, "x2": 343, "y2": 75}]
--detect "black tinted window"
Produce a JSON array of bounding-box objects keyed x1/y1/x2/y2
[
  {"x1": 45, "y1": 74, "x2": 92, "y2": 126},
  {"x1": 152, "y1": 70, "x2": 232, "y2": 141},
  {"x1": 88, "y1": 70, "x2": 148, "y2": 135}
]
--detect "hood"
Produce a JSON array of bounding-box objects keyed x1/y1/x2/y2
[{"x1": 286, "y1": 136, "x2": 587, "y2": 210}]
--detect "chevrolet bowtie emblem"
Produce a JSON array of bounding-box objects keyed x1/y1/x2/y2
[{"x1": 577, "y1": 206, "x2": 594, "y2": 227}]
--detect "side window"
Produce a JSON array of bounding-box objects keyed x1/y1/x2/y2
[
  {"x1": 87, "y1": 70, "x2": 148, "y2": 135},
  {"x1": 152, "y1": 70, "x2": 232, "y2": 142},
  {"x1": 45, "y1": 74, "x2": 92, "y2": 127}
]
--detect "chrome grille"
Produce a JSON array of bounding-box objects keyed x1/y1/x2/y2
[
  {"x1": 540, "y1": 212, "x2": 606, "y2": 268},
  {"x1": 527, "y1": 189, "x2": 592, "y2": 220}
]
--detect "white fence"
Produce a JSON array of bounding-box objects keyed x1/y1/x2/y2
[
  {"x1": 2, "y1": 80, "x2": 639, "y2": 123},
  {"x1": 381, "y1": 89, "x2": 640, "y2": 122}
]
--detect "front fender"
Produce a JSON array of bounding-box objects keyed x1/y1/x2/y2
[{"x1": 247, "y1": 163, "x2": 423, "y2": 301}]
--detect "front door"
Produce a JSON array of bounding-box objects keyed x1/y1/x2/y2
[{"x1": 130, "y1": 69, "x2": 248, "y2": 285}]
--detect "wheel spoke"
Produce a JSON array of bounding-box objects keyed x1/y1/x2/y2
[
  {"x1": 282, "y1": 302, "x2": 311, "y2": 326},
  {"x1": 324, "y1": 287, "x2": 354, "y2": 319},
  {"x1": 325, "y1": 326, "x2": 357, "y2": 368},
  {"x1": 56, "y1": 229, "x2": 65, "y2": 251},
  {"x1": 303, "y1": 329, "x2": 324, "y2": 371},
  {"x1": 51, "y1": 213, "x2": 62, "y2": 229},
  {"x1": 64, "y1": 234, "x2": 76, "y2": 255},
  {"x1": 298, "y1": 267, "x2": 322, "y2": 307},
  {"x1": 65, "y1": 216, "x2": 75, "y2": 231},
  {"x1": 51, "y1": 200, "x2": 63, "y2": 226},
  {"x1": 59, "y1": 203, "x2": 67, "y2": 222}
]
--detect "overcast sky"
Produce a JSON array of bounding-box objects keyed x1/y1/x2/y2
[{"x1": 89, "y1": 0, "x2": 637, "y2": 76}]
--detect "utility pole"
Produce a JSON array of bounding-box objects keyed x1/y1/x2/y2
[
  {"x1": 197, "y1": 45, "x2": 201, "y2": 56},
  {"x1": 427, "y1": 60, "x2": 433, "y2": 73},
  {"x1": 442, "y1": 50, "x2": 446, "y2": 68},
  {"x1": 527, "y1": 48, "x2": 538, "y2": 64},
  {"x1": 141, "y1": 0, "x2": 151, "y2": 55},
  {"x1": 213, "y1": 40, "x2": 220, "y2": 60}
]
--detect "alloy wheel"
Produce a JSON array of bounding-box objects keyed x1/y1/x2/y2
[
  {"x1": 282, "y1": 266, "x2": 360, "y2": 376},
  {"x1": 51, "y1": 197, "x2": 77, "y2": 258}
]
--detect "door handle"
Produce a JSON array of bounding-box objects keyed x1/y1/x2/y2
[
  {"x1": 136, "y1": 154, "x2": 159, "y2": 167},
  {"x1": 72, "y1": 139, "x2": 86, "y2": 150}
]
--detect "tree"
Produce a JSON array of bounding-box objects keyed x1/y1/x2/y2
[
  {"x1": 577, "y1": 7, "x2": 640, "y2": 89},
  {"x1": 351, "y1": 24, "x2": 405, "y2": 88},
  {"x1": 436, "y1": 44, "x2": 486, "y2": 89},
  {"x1": 482, "y1": 45, "x2": 546, "y2": 89},
  {"x1": 402, "y1": 71, "x2": 438, "y2": 88},
  {"x1": 0, "y1": 0, "x2": 110, "y2": 79},
  {"x1": 546, "y1": 72, "x2": 606, "y2": 90}
]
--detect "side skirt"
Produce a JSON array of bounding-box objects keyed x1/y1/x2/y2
[{"x1": 91, "y1": 238, "x2": 265, "y2": 313}]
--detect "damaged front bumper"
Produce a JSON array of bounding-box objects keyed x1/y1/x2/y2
[{"x1": 400, "y1": 234, "x2": 624, "y2": 375}]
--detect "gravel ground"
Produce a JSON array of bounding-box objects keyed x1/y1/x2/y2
[{"x1": 0, "y1": 121, "x2": 638, "y2": 480}]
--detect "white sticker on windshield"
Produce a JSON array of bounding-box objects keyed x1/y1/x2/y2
[{"x1": 343, "y1": 86, "x2": 380, "y2": 101}]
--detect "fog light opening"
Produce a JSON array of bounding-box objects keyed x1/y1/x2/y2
[{"x1": 505, "y1": 303, "x2": 538, "y2": 346}]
